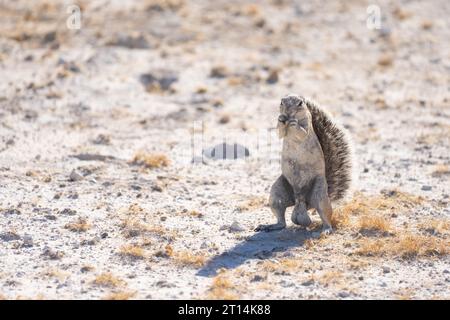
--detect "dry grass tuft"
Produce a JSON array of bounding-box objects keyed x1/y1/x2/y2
[
  {"x1": 42, "y1": 269, "x2": 70, "y2": 281},
  {"x1": 316, "y1": 271, "x2": 344, "y2": 286},
  {"x1": 120, "y1": 216, "x2": 174, "y2": 240},
  {"x1": 93, "y1": 273, "x2": 125, "y2": 288},
  {"x1": 333, "y1": 191, "x2": 424, "y2": 229},
  {"x1": 237, "y1": 196, "x2": 267, "y2": 212},
  {"x1": 357, "y1": 215, "x2": 392, "y2": 235},
  {"x1": 432, "y1": 165, "x2": 450, "y2": 177},
  {"x1": 119, "y1": 245, "x2": 145, "y2": 259},
  {"x1": 355, "y1": 232, "x2": 449, "y2": 259},
  {"x1": 64, "y1": 218, "x2": 90, "y2": 232},
  {"x1": 130, "y1": 152, "x2": 170, "y2": 169},
  {"x1": 261, "y1": 258, "x2": 302, "y2": 273},
  {"x1": 377, "y1": 55, "x2": 393, "y2": 67},
  {"x1": 103, "y1": 291, "x2": 136, "y2": 300},
  {"x1": 172, "y1": 251, "x2": 206, "y2": 268},
  {"x1": 206, "y1": 273, "x2": 239, "y2": 300},
  {"x1": 419, "y1": 219, "x2": 450, "y2": 236}
]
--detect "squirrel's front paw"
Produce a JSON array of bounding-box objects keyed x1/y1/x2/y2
[{"x1": 321, "y1": 226, "x2": 333, "y2": 235}]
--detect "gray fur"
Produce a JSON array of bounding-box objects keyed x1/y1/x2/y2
[{"x1": 256, "y1": 94, "x2": 352, "y2": 234}]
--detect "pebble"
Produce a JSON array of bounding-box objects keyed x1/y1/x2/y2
[
  {"x1": 338, "y1": 291, "x2": 350, "y2": 298},
  {"x1": 251, "y1": 275, "x2": 265, "y2": 282},
  {"x1": 0, "y1": 232, "x2": 21, "y2": 241},
  {"x1": 301, "y1": 279, "x2": 314, "y2": 286},
  {"x1": 421, "y1": 185, "x2": 432, "y2": 191},
  {"x1": 383, "y1": 266, "x2": 391, "y2": 273},
  {"x1": 229, "y1": 221, "x2": 245, "y2": 233},
  {"x1": 21, "y1": 235, "x2": 33, "y2": 247},
  {"x1": 42, "y1": 247, "x2": 63, "y2": 260},
  {"x1": 69, "y1": 169, "x2": 83, "y2": 182},
  {"x1": 2, "y1": 208, "x2": 21, "y2": 215}
]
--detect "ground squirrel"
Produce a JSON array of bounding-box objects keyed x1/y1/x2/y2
[{"x1": 256, "y1": 94, "x2": 352, "y2": 234}]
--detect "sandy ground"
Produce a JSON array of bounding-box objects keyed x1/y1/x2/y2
[{"x1": 0, "y1": 0, "x2": 449, "y2": 300}]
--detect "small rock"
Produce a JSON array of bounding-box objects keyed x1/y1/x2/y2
[
  {"x1": 218, "y1": 114, "x2": 230, "y2": 124},
  {"x1": 210, "y1": 66, "x2": 228, "y2": 78},
  {"x1": 382, "y1": 266, "x2": 391, "y2": 274},
  {"x1": 101, "y1": 232, "x2": 108, "y2": 239},
  {"x1": 59, "y1": 208, "x2": 77, "y2": 216},
  {"x1": 69, "y1": 169, "x2": 83, "y2": 182},
  {"x1": 42, "y1": 247, "x2": 63, "y2": 260},
  {"x1": 139, "y1": 72, "x2": 177, "y2": 92},
  {"x1": 155, "y1": 280, "x2": 174, "y2": 288},
  {"x1": 107, "y1": 33, "x2": 150, "y2": 49},
  {"x1": 421, "y1": 185, "x2": 432, "y2": 191},
  {"x1": 151, "y1": 183, "x2": 163, "y2": 192},
  {"x1": 229, "y1": 221, "x2": 245, "y2": 233},
  {"x1": 301, "y1": 279, "x2": 315, "y2": 286},
  {"x1": 0, "y1": 232, "x2": 21, "y2": 242},
  {"x1": 42, "y1": 31, "x2": 56, "y2": 44},
  {"x1": 2, "y1": 208, "x2": 21, "y2": 215},
  {"x1": 251, "y1": 275, "x2": 265, "y2": 282},
  {"x1": 338, "y1": 291, "x2": 350, "y2": 298},
  {"x1": 21, "y1": 235, "x2": 33, "y2": 248},
  {"x1": 266, "y1": 69, "x2": 279, "y2": 84},
  {"x1": 92, "y1": 134, "x2": 110, "y2": 145}
]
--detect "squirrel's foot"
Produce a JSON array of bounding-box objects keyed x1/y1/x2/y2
[
  {"x1": 311, "y1": 226, "x2": 333, "y2": 238},
  {"x1": 255, "y1": 223, "x2": 286, "y2": 232},
  {"x1": 321, "y1": 225, "x2": 333, "y2": 235}
]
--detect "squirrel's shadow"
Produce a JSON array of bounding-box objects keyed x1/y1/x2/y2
[{"x1": 196, "y1": 227, "x2": 320, "y2": 277}]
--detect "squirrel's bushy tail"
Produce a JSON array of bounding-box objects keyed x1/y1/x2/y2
[{"x1": 306, "y1": 100, "x2": 352, "y2": 201}]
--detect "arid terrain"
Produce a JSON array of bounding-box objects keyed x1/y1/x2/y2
[{"x1": 0, "y1": 0, "x2": 449, "y2": 299}]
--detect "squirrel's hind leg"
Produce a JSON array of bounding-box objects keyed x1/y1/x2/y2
[
  {"x1": 255, "y1": 175, "x2": 294, "y2": 232},
  {"x1": 309, "y1": 177, "x2": 333, "y2": 234}
]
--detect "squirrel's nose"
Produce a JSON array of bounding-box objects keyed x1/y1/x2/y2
[{"x1": 278, "y1": 114, "x2": 288, "y2": 123}]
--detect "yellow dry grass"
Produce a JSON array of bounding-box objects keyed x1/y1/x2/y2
[
  {"x1": 315, "y1": 271, "x2": 344, "y2": 286},
  {"x1": 103, "y1": 291, "x2": 136, "y2": 300},
  {"x1": 237, "y1": 196, "x2": 267, "y2": 212},
  {"x1": 120, "y1": 216, "x2": 174, "y2": 239},
  {"x1": 355, "y1": 233, "x2": 449, "y2": 259},
  {"x1": 206, "y1": 273, "x2": 239, "y2": 300},
  {"x1": 64, "y1": 218, "x2": 90, "y2": 232},
  {"x1": 333, "y1": 191, "x2": 424, "y2": 229},
  {"x1": 419, "y1": 219, "x2": 450, "y2": 236},
  {"x1": 432, "y1": 165, "x2": 450, "y2": 177},
  {"x1": 357, "y1": 215, "x2": 392, "y2": 234},
  {"x1": 93, "y1": 273, "x2": 125, "y2": 288},
  {"x1": 130, "y1": 152, "x2": 170, "y2": 169},
  {"x1": 119, "y1": 245, "x2": 145, "y2": 259},
  {"x1": 42, "y1": 269, "x2": 70, "y2": 281},
  {"x1": 172, "y1": 251, "x2": 206, "y2": 268},
  {"x1": 260, "y1": 258, "x2": 302, "y2": 273}
]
